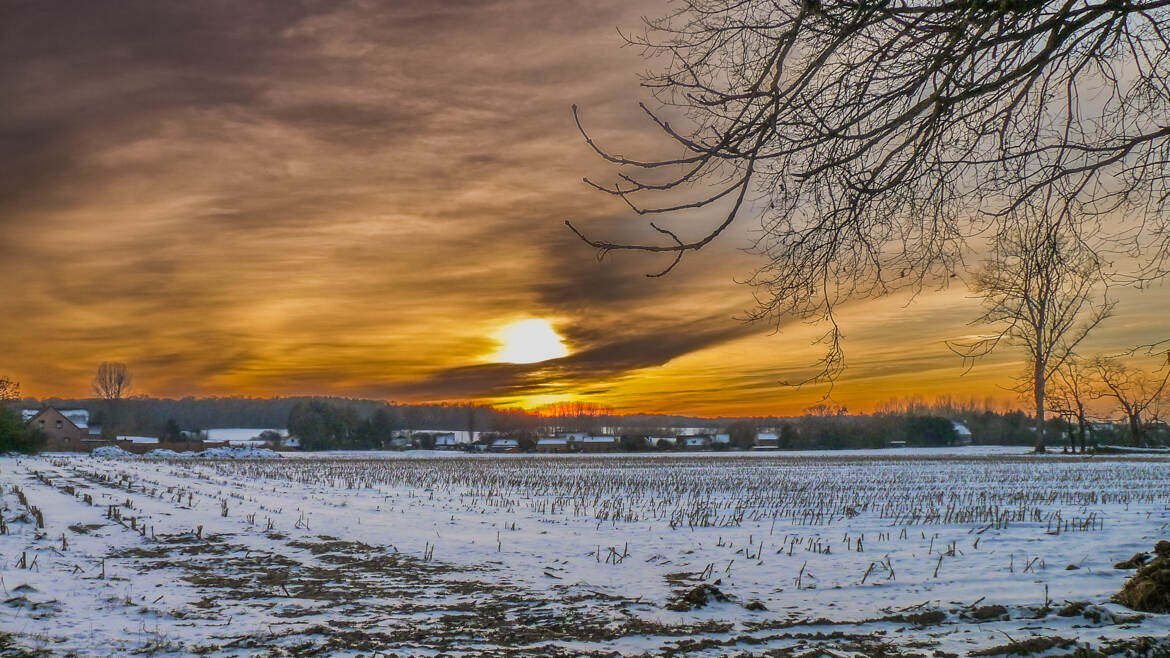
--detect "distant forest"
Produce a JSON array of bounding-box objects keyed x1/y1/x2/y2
[{"x1": 4, "y1": 394, "x2": 1100, "y2": 450}]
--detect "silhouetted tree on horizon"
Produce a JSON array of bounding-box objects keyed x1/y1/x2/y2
[{"x1": 950, "y1": 211, "x2": 1114, "y2": 452}]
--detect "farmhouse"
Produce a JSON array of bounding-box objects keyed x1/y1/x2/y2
[
  {"x1": 578, "y1": 435, "x2": 617, "y2": 452},
  {"x1": 22, "y1": 408, "x2": 101, "y2": 451},
  {"x1": 712, "y1": 433, "x2": 730, "y2": 445},
  {"x1": 433, "y1": 432, "x2": 460, "y2": 450},
  {"x1": 681, "y1": 436, "x2": 709, "y2": 449},
  {"x1": 754, "y1": 432, "x2": 779, "y2": 449},
  {"x1": 535, "y1": 437, "x2": 571, "y2": 453}
]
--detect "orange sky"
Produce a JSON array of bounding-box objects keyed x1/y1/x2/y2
[{"x1": 2, "y1": 1, "x2": 1167, "y2": 416}]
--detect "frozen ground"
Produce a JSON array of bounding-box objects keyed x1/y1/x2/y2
[{"x1": 1, "y1": 452, "x2": 1168, "y2": 656}]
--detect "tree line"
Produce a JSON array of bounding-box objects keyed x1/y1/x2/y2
[
  {"x1": 5, "y1": 361, "x2": 1165, "y2": 453},
  {"x1": 0, "y1": 376, "x2": 45, "y2": 453}
]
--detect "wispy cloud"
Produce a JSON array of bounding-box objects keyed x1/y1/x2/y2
[{"x1": 2, "y1": 1, "x2": 1165, "y2": 414}]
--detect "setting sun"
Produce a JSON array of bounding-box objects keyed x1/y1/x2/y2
[{"x1": 491, "y1": 319, "x2": 569, "y2": 364}]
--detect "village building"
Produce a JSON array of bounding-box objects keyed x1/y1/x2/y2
[
  {"x1": 488, "y1": 438, "x2": 519, "y2": 453},
  {"x1": 578, "y1": 435, "x2": 617, "y2": 453},
  {"x1": 22, "y1": 407, "x2": 214, "y2": 454},
  {"x1": 952, "y1": 421, "x2": 973, "y2": 445},
  {"x1": 535, "y1": 437, "x2": 571, "y2": 453},
  {"x1": 754, "y1": 432, "x2": 779, "y2": 449},
  {"x1": 432, "y1": 432, "x2": 460, "y2": 450},
  {"x1": 681, "y1": 436, "x2": 709, "y2": 449},
  {"x1": 22, "y1": 408, "x2": 101, "y2": 451}
]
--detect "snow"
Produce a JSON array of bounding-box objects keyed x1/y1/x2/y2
[
  {"x1": 94, "y1": 446, "x2": 281, "y2": 460},
  {"x1": 204, "y1": 428, "x2": 284, "y2": 443},
  {"x1": 145, "y1": 449, "x2": 184, "y2": 458},
  {"x1": 2, "y1": 451, "x2": 1169, "y2": 655},
  {"x1": 90, "y1": 445, "x2": 135, "y2": 458},
  {"x1": 1097, "y1": 444, "x2": 1170, "y2": 454},
  {"x1": 117, "y1": 435, "x2": 158, "y2": 444},
  {"x1": 195, "y1": 446, "x2": 280, "y2": 459},
  {"x1": 60, "y1": 409, "x2": 90, "y2": 429}
]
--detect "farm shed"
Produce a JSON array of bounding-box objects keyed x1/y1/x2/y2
[
  {"x1": 754, "y1": 432, "x2": 779, "y2": 448},
  {"x1": 536, "y1": 438, "x2": 570, "y2": 453},
  {"x1": 578, "y1": 436, "x2": 617, "y2": 453},
  {"x1": 488, "y1": 439, "x2": 519, "y2": 453}
]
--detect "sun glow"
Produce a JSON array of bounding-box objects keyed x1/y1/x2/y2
[{"x1": 491, "y1": 319, "x2": 569, "y2": 364}]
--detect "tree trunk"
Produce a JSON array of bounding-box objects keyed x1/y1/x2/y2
[
  {"x1": 1076, "y1": 411, "x2": 1087, "y2": 454},
  {"x1": 1075, "y1": 402, "x2": 1086, "y2": 454},
  {"x1": 1034, "y1": 368, "x2": 1046, "y2": 453},
  {"x1": 1129, "y1": 412, "x2": 1143, "y2": 448}
]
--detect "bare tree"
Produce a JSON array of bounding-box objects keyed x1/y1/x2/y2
[
  {"x1": 92, "y1": 362, "x2": 132, "y2": 400},
  {"x1": 950, "y1": 213, "x2": 1114, "y2": 452},
  {"x1": 1047, "y1": 358, "x2": 1094, "y2": 453},
  {"x1": 0, "y1": 376, "x2": 19, "y2": 402},
  {"x1": 572, "y1": 0, "x2": 1170, "y2": 380},
  {"x1": 1090, "y1": 352, "x2": 1170, "y2": 447}
]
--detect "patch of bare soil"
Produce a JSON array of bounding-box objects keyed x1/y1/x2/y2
[
  {"x1": 969, "y1": 635, "x2": 1075, "y2": 656},
  {"x1": 1115, "y1": 540, "x2": 1170, "y2": 613},
  {"x1": 115, "y1": 530, "x2": 748, "y2": 654}
]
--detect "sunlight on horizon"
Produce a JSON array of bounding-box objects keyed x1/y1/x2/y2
[{"x1": 490, "y1": 319, "x2": 570, "y2": 364}]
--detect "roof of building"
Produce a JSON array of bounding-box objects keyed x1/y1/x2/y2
[
  {"x1": 581, "y1": 435, "x2": 616, "y2": 442},
  {"x1": 23, "y1": 407, "x2": 90, "y2": 429},
  {"x1": 492, "y1": 439, "x2": 519, "y2": 446},
  {"x1": 537, "y1": 438, "x2": 568, "y2": 444},
  {"x1": 756, "y1": 432, "x2": 779, "y2": 441}
]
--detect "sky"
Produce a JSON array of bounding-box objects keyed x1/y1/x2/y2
[{"x1": 2, "y1": 0, "x2": 1167, "y2": 416}]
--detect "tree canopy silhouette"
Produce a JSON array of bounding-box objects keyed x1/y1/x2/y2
[{"x1": 572, "y1": 0, "x2": 1170, "y2": 381}]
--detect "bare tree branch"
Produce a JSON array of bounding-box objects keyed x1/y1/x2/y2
[{"x1": 571, "y1": 0, "x2": 1170, "y2": 384}]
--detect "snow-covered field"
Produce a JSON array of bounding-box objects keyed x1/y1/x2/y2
[{"x1": 2, "y1": 451, "x2": 1168, "y2": 656}]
